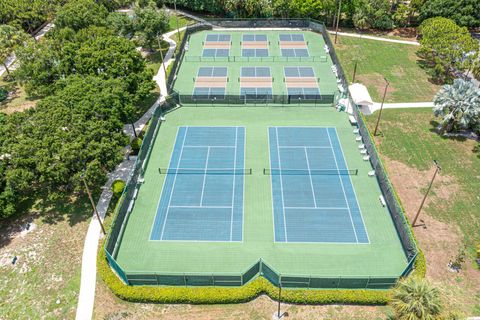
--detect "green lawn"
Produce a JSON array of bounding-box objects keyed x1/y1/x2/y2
[
  {"x1": 168, "y1": 13, "x2": 194, "y2": 31},
  {"x1": 364, "y1": 108, "x2": 480, "y2": 248},
  {"x1": 0, "y1": 75, "x2": 38, "y2": 114},
  {"x1": 334, "y1": 36, "x2": 440, "y2": 103}
]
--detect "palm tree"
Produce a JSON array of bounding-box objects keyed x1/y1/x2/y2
[
  {"x1": 433, "y1": 78, "x2": 480, "y2": 133},
  {"x1": 391, "y1": 277, "x2": 442, "y2": 320}
]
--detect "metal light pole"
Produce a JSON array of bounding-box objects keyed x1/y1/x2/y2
[
  {"x1": 334, "y1": 0, "x2": 342, "y2": 44},
  {"x1": 131, "y1": 123, "x2": 137, "y2": 138},
  {"x1": 81, "y1": 173, "x2": 106, "y2": 236},
  {"x1": 412, "y1": 160, "x2": 442, "y2": 227},
  {"x1": 373, "y1": 77, "x2": 389, "y2": 136}
]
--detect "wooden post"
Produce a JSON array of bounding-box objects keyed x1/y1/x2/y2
[
  {"x1": 352, "y1": 60, "x2": 358, "y2": 83},
  {"x1": 373, "y1": 78, "x2": 389, "y2": 136},
  {"x1": 412, "y1": 160, "x2": 441, "y2": 227},
  {"x1": 82, "y1": 175, "x2": 106, "y2": 235},
  {"x1": 334, "y1": 0, "x2": 342, "y2": 44}
]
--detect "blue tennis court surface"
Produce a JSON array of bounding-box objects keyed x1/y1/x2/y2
[
  {"x1": 268, "y1": 127, "x2": 369, "y2": 243},
  {"x1": 150, "y1": 126, "x2": 245, "y2": 241}
]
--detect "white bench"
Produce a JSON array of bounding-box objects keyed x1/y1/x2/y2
[
  {"x1": 349, "y1": 115, "x2": 357, "y2": 125},
  {"x1": 379, "y1": 195, "x2": 386, "y2": 207}
]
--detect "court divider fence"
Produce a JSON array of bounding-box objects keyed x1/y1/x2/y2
[
  {"x1": 104, "y1": 18, "x2": 417, "y2": 289},
  {"x1": 170, "y1": 91, "x2": 336, "y2": 107},
  {"x1": 184, "y1": 56, "x2": 328, "y2": 62}
]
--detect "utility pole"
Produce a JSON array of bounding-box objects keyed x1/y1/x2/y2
[
  {"x1": 81, "y1": 174, "x2": 106, "y2": 236},
  {"x1": 373, "y1": 77, "x2": 389, "y2": 136},
  {"x1": 334, "y1": 0, "x2": 342, "y2": 44},
  {"x1": 412, "y1": 160, "x2": 442, "y2": 227},
  {"x1": 352, "y1": 60, "x2": 358, "y2": 83}
]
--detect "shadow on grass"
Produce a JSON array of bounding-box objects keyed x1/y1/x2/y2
[{"x1": 428, "y1": 120, "x2": 470, "y2": 142}]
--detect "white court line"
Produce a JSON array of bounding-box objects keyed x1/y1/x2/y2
[
  {"x1": 230, "y1": 127, "x2": 238, "y2": 241},
  {"x1": 304, "y1": 147, "x2": 318, "y2": 208},
  {"x1": 326, "y1": 129, "x2": 359, "y2": 243},
  {"x1": 275, "y1": 127, "x2": 288, "y2": 242},
  {"x1": 334, "y1": 128, "x2": 370, "y2": 243},
  {"x1": 199, "y1": 146, "x2": 211, "y2": 206},
  {"x1": 149, "y1": 127, "x2": 181, "y2": 241},
  {"x1": 159, "y1": 127, "x2": 189, "y2": 240},
  {"x1": 267, "y1": 128, "x2": 276, "y2": 242},
  {"x1": 278, "y1": 146, "x2": 330, "y2": 149},
  {"x1": 169, "y1": 205, "x2": 233, "y2": 209},
  {"x1": 284, "y1": 206, "x2": 348, "y2": 210},
  {"x1": 184, "y1": 145, "x2": 235, "y2": 148}
]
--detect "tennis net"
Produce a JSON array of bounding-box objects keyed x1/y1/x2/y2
[
  {"x1": 159, "y1": 168, "x2": 252, "y2": 175},
  {"x1": 264, "y1": 168, "x2": 358, "y2": 175}
]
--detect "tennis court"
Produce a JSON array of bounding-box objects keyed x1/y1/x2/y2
[
  {"x1": 268, "y1": 127, "x2": 368, "y2": 243},
  {"x1": 150, "y1": 126, "x2": 245, "y2": 242}
]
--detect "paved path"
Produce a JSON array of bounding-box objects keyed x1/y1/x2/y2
[
  {"x1": 0, "y1": 23, "x2": 54, "y2": 77},
  {"x1": 328, "y1": 30, "x2": 419, "y2": 46},
  {"x1": 75, "y1": 22, "x2": 184, "y2": 320},
  {"x1": 363, "y1": 101, "x2": 433, "y2": 114}
]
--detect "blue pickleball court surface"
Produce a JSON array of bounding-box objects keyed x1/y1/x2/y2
[
  {"x1": 150, "y1": 126, "x2": 245, "y2": 241},
  {"x1": 269, "y1": 127, "x2": 369, "y2": 243}
]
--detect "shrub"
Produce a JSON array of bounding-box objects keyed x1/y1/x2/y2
[
  {"x1": 98, "y1": 247, "x2": 391, "y2": 305},
  {"x1": 131, "y1": 137, "x2": 143, "y2": 154},
  {"x1": 111, "y1": 179, "x2": 126, "y2": 196},
  {"x1": 0, "y1": 87, "x2": 8, "y2": 102}
]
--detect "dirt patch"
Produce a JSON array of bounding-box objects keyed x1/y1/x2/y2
[
  {"x1": 94, "y1": 283, "x2": 388, "y2": 320},
  {"x1": 0, "y1": 101, "x2": 36, "y2": 114},
  {"x1": 356, "y1": 73, "x2": 396, "y2": 99},
  {"x1": 382, "y1": 158, "x2": 480, "y2": 314}
]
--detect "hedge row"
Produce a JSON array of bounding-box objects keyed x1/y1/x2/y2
[{"x1": 98, "y1": 248, "x2": 390, "y2": 305}]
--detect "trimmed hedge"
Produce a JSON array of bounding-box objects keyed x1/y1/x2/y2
[{"x1": 98, "y1": 248, "x2": 391, "y2": 305}]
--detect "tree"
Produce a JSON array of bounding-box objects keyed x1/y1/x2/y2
[
  {"x1": 0, "y1": 25, "x2": 28, "y2": 75},
  {"x1": 352, "y1": 0, "x2": 394, "y2": 30},
  {"x1": 289, "y1": 0, "x2": 335, "y2": 20},
  {"x1": 133, "y1": 4, "x2": 169, "y2": 50},
  {"x1": 433, "y1": 78, "x2": 480, "y2": 133},
  {"x1": 55, "y1": 0, "x2": 108, "y2": 32},
  {"x1": 15, "y1": 28, "x2": 154, "y2": 99},
  {"x1": 0, "y1": 0, "x2": 62, "y2": 34},
  {"x1": 107, "y1": 12, "x2": 135, "y2": 38},
  {"x1": 14, "y1": 38, "x2": 66, "y2": 96},
  {"x1": 420, "y1": 0, "x2": 480, "y2": 28},
  {"x1": 418, "y1": 17, "x2": 479, "y2": 83},
  {"x1": 391, "y1": 277, "x2": 442, "y2": 320}
]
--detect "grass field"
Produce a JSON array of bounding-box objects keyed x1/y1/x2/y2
[
  {"x1": 365, "y1": 109, "x2": 479, "y2": 248},
  {"x1": 0, "y1": 196, "x2": 94, "y2": 318},
  {"x1": 365, "y1": 108, "x2": 480, "y2": 315},
  {"x1": 334, "y1": 36, "x2": 440, "y2": 103},
  {"x1": 168, "y1": 13, "x2": 194, "y2": 31}
]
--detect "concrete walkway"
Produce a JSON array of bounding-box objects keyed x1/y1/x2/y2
[
  {"x1": 0, "y1": 23, "x2": 54, "y2": 77},
  {"x1": 75, "y1": 22, "x2": 184, "y2": 320},
  {"x1": 328, "y1": 30, "x2": 419, "y2": 46},
  {"x1": 363, "y1": 101, "x2": 433, "y2": 115}
]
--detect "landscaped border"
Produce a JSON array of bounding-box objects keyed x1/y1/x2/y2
[{"x1": 98, "y1": 245, "x2": 391, "y2": 305}]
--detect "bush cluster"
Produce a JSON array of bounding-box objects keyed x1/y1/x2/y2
[
  {"x1": 98, "y1": 248, "x2": 390, "y2": 305},
  {"x1": 0, "y1": 87, "x2": 8, "y2": 102}
]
